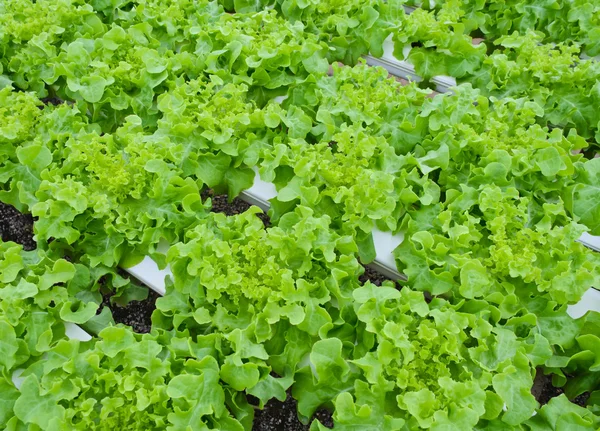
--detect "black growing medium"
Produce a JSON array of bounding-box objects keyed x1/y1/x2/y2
[
  {"x1": 202, "y1": 188, "x2": 271, "y2": 227},
  {"x1": 252, "y1": 392, "x2": 333, "y2": 431},
  {"x1": 531, "y1": 369, "x2": 590, "y2": 408},
  {"x1": 99, "y1": 289, "x2": 160, "y2": 334},
  {"x1": 359, "y1": 264, "x2": 395, "y2": 286},
  {"x1": 0, "y1": 202, "x2": 36, "y2": 250}
]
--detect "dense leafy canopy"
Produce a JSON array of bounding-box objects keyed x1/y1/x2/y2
[{"x1": 0, "y1": 0, "x2": 598, "y2": 429}]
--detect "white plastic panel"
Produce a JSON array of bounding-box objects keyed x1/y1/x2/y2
[
  {"x1": 567, "y1": 288, "x2": 600, "y2": 319},
  {"x1": 372, "y1": 227, "x2": 404, "y2": 278},
  {"x1": 579, "y1": 232, "x2": 600, "y2": 252},
  {"x1": 11, "y1": 369, "x2": 25, "y2": 390},
  {"x1": 580, "y1": 53, "x2": 600, "y2": 61},
  {"x1": 239, "y1": 167, "x2": 277, "y2": 210},
  {"x1": 64, "y1": 322, "x2": 92, "y2": 342},
  {"x1": 125, "y1": 255, "x2": 172, "y2": 296}
]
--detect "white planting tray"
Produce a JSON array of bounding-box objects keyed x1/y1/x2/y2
[
  {"x1": 567, "y1": 288, "x2": 600, "y2": 319},
  {"x1": 579, "y1": 232, "x2": 600, "y2": 252},
  {"x1": 126, "y1": 256, "x2": 172, "y2": 296}
]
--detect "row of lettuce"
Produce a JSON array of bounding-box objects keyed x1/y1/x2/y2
[
  {"x1": 213, "y1": 0, "x2": 600, "y2": 147},
  {"x1": 3, "y1": 64, "x2": 599, "y2": 290},
  {"x1": 406, "y1": 0, "x2": 600, "y2": 57},
  {"x1": 0, "y1": 0, "x2": 599, "y2": 429},
  {"x1": 3, "y1": 0, "x2": 600, "y2": 145},
  {"x1": 217, "y1": 0, "x2": 600, "y2": 58},
  {"x1": 2, "y1": 211, "x2": 600, "y2": 429},
  {"x1": 2, "y1": 63, "x2": 598, "y2": 303}
]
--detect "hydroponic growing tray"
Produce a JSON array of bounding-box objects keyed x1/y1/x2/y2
[{"x1": 2, "y1": 0, "x2": 600, "y2": 429}]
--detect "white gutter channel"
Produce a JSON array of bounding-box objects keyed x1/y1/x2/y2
[{"x1": 124, "y1": 169, "x2": 600, "y2": 318}]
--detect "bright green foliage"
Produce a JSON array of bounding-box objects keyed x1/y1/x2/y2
[
  {"x1": 399, "y1": 184, "x2": 599, "y2": 303},
  {"x1": 0, "y1": 88, "x2": 212, "y2": 266},
  {"x1": 299, "y1": 284, "x2": 572, "y2": 429},
  {"x1": 0, "y1": 241, "x2": 131, "y2": 377},
  {"x1": 355, "y1": 2, "x2": 600, "y2": 148},
  {"x1": 462, "y1": 32, "x2": 600, "y2": 143},
  {"x1": 1, "y1": 0, "x2": 331, "y2": 128},
  {"x1": 567, "y1": 158, "x2": 600, "y2": 235},
  {"x1": 155, "y1": 207, "x2": 363, "y2": 406},
  {"x1": 155, "y1": 77, "x2": 277, "y2": 194},
  {"x1": 265, "y1": 67, "x2": 599, "y2": 272},
  {"x1": 423, "y1": 0, "x2": 600, "y2": 57},
  {"x1": 218, "y1": 0, "x2": 400, "y2": 63},
  {"x1": 2, "y1": 60, "x2": 598, "y2": 292},
  {"x1": 393, "y1": 4, "x2": 487, "y2": 79},
  {"x1": 544, "y1": 312, "x2": 600, "y2": 403},
  {"x1": 0, "y1": 88, "x2": 42, "y2": 145},
  {"x1": 156, "y1": 207, "x2": 599, "y2": 429},
  {"x1": 90, "y1": 0, "x2": 223, "y2": 43},
  {"x1": 525, "y1": 394, "x2": 600, "y2": 430},
  {"x1": 264, "y1": 127, "x2": 405, "y2": 237},
  {"x1": 0, "y1": 89, "x2": 45, "y2": 211},
  {"x1": 5, "y1": 327, "x2": 245, "y2": 430},
  {"x1": 212, "y1": 0, "x2": 600, "y2": 150},
  {"x1": 0, "y1": 1, "x2": 599, "y2": 429},
  {"x1": 0, "y1": 0, "x2": 105, "y2": 94}
]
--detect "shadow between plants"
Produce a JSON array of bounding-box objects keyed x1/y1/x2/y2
[
  {"x1": 0, "y1": 201, "x2": 36, "y2": 250},
  {"x1": 202, "y1": 189, "x2": 271, "y2": 227},
  {"x1": 531, "y1": 369, "x2": 590, "y2": 407},
  {"x1": 98, "y1": 288, "x2": 160, "y2": 334},
  {"x1": 252, "y1": 392, "x2": 333, "y2": 431}
]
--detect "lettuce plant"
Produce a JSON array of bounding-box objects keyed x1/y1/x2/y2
[
  {"x1": 422, "y1": 0, "x2": 600, "y2": 57},
  {"x1": 299, "y1": 285, "x2": 548, "y2": 429},
  {"x1": 218, "y1": 0, "x2": 399, "y2": 63},
  {"x1": 0, "y1": 241, "x2": 132, "y2": 377},
  {"x1": 154, "y1": 207, "x2": 362, "y2": 411},
  {"x1": 3, "y1": 327, "x2": 247, "y2": 430}
]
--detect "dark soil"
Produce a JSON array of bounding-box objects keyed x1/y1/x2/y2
[
  {"x1": 532, "y1": 372, "x2": 564, "y2": 405},
  {"x1": 252, "y1": 392, "x2": 333, "y2": 431},
  {"x1": 202, "y1": 189, "x2": 270, "y2": 227},
  {"x1": 100, "y1": 289, "x2": 160, "y2": 333},
  {"x1": 572, "y1": 392, "x2": 591, "y2": 407},
  {"x1": 531, "y1": 369, "x2": 590, "y2": 407},
  {"x1": 359, "y1": 264, "x2": 394, "y2": 286},
  {"x1": 0, "y1": 202, "x2": 36, "y2": 250},
  {"x1": 41, "y1": 96, "x2": 64, "y2": 106}
]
